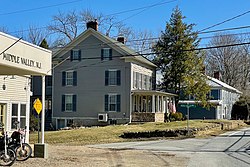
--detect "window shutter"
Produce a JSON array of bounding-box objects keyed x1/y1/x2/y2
[
  {"x1": 61, "y1": 95, "x2": 65, "y2": 111},
  {"x1": 73, "y1": 95, "x2": 77, "y2": 112},
  {"x1": 109, "y1": 48, "x2": 112, "y2": 60},
  {"x1": 62, "y1": 72, "x2": 66, "y2": 86},
  {"x1": 78, "y1": 50, "x2": 81, "y2": 61},
  {"x1": 117, "y1": 70, "x2": 121, "y2": 85},
  {"x1": 101, "y1": 49, "x2": 104, "y2": 60},
  {"x1": 73, "y1": 71, "x2": 77, "y2": 86},
  {"x1": 105, "y1": 70, "x2": 109, "y2": 86},
  {"x1": 105, "y1": 95, "x2": 109, "y2": 111},
  {"x1": 70, "y1": 50, "x2": 73, "y2": 61},
  {"x1": 116, "y1": 95, "x2": 121, "y2": 112}
]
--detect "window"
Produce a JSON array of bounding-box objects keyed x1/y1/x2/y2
[
  {"x1": 62, "y1": 94, "x2": 76, "y2": 112},
  {"x1": 133, "y1": 72, "x2": 136, "y2": 88},
  {"x1": 62, "y1": 71, "x2": 77, "y2": 86},
  {"x1": 105, "y1": 70, "x2": 121, "y2": 86},
  {"x1": 210, "y1": 89, "x2": 220, "y2": 100},
  {"x1": 105, "y1": 94, "x2": 121, "y2": 112},
  {"x1": 70, "y1": 49, "x2": 81, "y2": 61},
  {"x1": 46, "y1": 76, "x2": 52, "y2": 87},
  {"x1": 20, "y1": 104, "x2": 26, "y2": 128},
  {"x1": 101, "y1": 48, "x2": 112, "y2": 60},
  {"x1": 11, "y1": 104, "x2": 18, "y2": 129}
]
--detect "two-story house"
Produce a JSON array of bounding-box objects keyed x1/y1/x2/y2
[
  {"x1": 52, "y1": 21, "x2": 177, "y2": 129},
  {"x1": 178, "y1": 73, "x2": 242, "y2": 120}
]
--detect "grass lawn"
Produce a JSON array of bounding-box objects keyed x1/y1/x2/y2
[{"x1": 29, "y1": 120, "x2": 247, "y2": 146}]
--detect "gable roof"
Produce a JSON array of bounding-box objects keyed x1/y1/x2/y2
[
  {"x1": 52, "y1": 28, "x2": 156, "y2": 67},
  {"x1": 207, "y1": 76, "x2": 242, "y2": 94}
]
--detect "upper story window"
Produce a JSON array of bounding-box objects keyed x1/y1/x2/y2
[
  {"x1": 133, "y1": 72, "x2": 152, "y2": 90},
  {"x1": 70, "y1": 49, "x2": 81, "y2": 61},
  {"x1": 62, "y1": 71, "x2": 77, "y2": 86},
  {"x1": 61, "y1": 94, "x2": 76, "y2": 112},
  {"x1": 105, "y1": 70, "x2": 121, "y2": 86},
  {"x1": 210, "y1": 89, "x2": 221, "y2": 100},
  {"x1": 101, "y1": 48, "x2": 112, "y2": 60}
]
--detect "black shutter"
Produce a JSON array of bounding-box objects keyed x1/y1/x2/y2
[
  {"x1": 105, "y1": 95, "x2": 109, "y2": 111},
  {"x1": 116, "y1": 95, "x2": 121, "y2": 112},
  {"x1": 105, "y1": 70, "x2": 109, "y2": 86},
  {"x1": 101, "y1": 49, "x2": 104, "y2": 60},
  {"x1": 78, "y1": 50, "x2": 81, "y2": 61},
  {"x1": 73, "y1": 95, "x2": 77, "y2": 112},
  {"x1": 62, "y1": 72, "x2": 66, "y2": 86},
  {"x1": 70, "y1": 50, "x2": 73, "y2": 61},
  {"x1": 117, "y1": 70, "x2": 121, "y2": 85},
  {"x1": 109, "y1": 48, "x2": 112, "y2": 60},
  {"x1": 61, "y1": 95, "x2": 65, "y2": 111},
  {"x1": 73, "y1": 71, "x2": 77, "y2": 86}
]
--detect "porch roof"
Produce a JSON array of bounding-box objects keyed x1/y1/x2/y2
[{"x1": 132, "y1": 90, "x2": 177, "y2": 97}]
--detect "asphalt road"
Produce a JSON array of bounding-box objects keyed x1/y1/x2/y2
[{"x1": 90, "y1": 127, "x2": 250, "y2": 167}]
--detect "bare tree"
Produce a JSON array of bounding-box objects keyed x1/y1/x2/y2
[
  {"x1": 48, "y1": 9, "x2": 134, "y2": 46},
  {"x1": 26, "y1": 25, "x2": 49, "y2": 45},
  {"x1": 48, "y1": 10, "x2": 79, "y2": 43},
  {"x1": 128, "y1": 30, "x2": 154, "y2": 57},
  {"x1": 205, "y1": 33, "x2": 250, "y2": 92}
]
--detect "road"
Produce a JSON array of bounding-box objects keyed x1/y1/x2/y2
[{"x1": 90, "y1": 127, "x2": 250, "y2": 167}]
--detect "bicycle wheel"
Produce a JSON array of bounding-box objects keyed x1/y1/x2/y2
[
  {"x1": 0, "y1": 148, "x2": 16, "y2": 166},
  {"x1": 16, "y1": 143, "x2": 32, "y2": 161}
]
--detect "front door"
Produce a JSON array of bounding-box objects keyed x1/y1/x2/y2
[{"x1": 0, "y1": 104, "x2": 6, "y2": 127}]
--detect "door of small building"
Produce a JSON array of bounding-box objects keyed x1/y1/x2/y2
[{"x1": 0, "y1": 103, "x2": 6, "y2": 127}]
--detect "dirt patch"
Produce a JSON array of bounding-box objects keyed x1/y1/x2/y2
[{"x1": 12, "y1": 145, "x2": 188, "y2": 167}]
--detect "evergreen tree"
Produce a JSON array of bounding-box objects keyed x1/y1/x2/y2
[
  {"x1": 39, "y1": 38, "x2": 49, "y2": 49},
  {"x1": 153, "y1": 7, "x2": 210, "y2": 106}
]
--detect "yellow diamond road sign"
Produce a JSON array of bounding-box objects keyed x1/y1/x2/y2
[{"x1": 34, "y1": 98, "x2": 42, "y2": 115}]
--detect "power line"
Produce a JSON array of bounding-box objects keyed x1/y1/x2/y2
[
  {"x1": 106, "y1": 0, "x2": 177, "y2": 17},
  {"x1": 199, "y1": 9, "x2": 250, "y2": 32},
  {"x1": 0, "y1": 0, "x2": 83, "y2": 16},
  {"x1": 7, "y1": 0, "x2": 177, "y2": 35}
]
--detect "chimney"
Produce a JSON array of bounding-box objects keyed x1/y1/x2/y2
[
  {"x1": 86, "y1": 20, "x2": 98, "y2": 31},
  {"x1": 214, "y1": 71, "x2": 221, "y2": 80},
  {"x1": 117, "y1": 36, "x2": 125, "y2": 44}
]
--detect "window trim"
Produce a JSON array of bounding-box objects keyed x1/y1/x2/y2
[
  {"x1": 70, "y1": 49, "x2": 81, "y2": 61},
  {"x1": 101, "y1": 48, "x2": 112, "y2": 60},
  {"x1": 105, "y1": 94, "x2": 121, "y2": 112},
  {"x1": 62, "y1": 94, "x2": 77, "y2": 112},
  {"x1": 105, "y1": 69, "x2": 121, "y2": 86}
]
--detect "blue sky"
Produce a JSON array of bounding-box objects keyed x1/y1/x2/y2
[{"x1": 0, "y1": 0, "x2": 250, "y2": 46}]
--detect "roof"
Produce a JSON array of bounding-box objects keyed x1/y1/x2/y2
[
  {"x1": 207, "y1": 76, "x2": 242, "y2": 94},
  {"x1": 132, "y1": 90, "x2": 178, "y2": 97},
  {"x1": 53, "y1": 28, "x2": 156, "y2": 68}
]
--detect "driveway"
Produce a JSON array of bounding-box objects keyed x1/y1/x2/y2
[{"x1": 90, "y1": 127, "x2": 250, "y2": 167}]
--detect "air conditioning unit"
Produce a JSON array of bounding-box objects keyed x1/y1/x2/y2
[{"x1": 98, "y1": 113, "x2": 108, "y2": 122}]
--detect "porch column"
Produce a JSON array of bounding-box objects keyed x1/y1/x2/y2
[
  {"x1": 161, "y1": 96, "x2": 165, "y2": 113},
  {"x1": 166, "y1": 97, "x2": 169, "y2": 113},
  {"x1": 152, "y1": 95, "x2": 155, "y2": 113},
  {"x1": 156, "y1": 95, "x2": 159, "y2": 112},
  {"x1": 136, "y1": 95, "x2": 139, "y2": 112},
  {"x1": 146, "y1": 96, "x2": 149, "y2": 112},
  {"x1": 41, "y1": 75, "x2": 45, "y2": 144}
]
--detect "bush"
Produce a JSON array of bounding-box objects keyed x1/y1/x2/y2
[{"x1": 169, "y1": 112, "x2": 183, "y2": 121}]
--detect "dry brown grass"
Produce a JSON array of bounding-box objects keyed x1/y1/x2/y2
[{"x1": 29, "y1": 120, "x2": 248, "y2": 146}]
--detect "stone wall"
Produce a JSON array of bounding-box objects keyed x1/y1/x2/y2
[{"x1": 131, "y1": 112, "x2": 165, "y2": 122}]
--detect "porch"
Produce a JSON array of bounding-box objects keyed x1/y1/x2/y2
[{"x1": 131, "y1": 90, "x2": 177, "y2": 122}]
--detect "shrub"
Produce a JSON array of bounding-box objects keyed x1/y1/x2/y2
[{"x1": 169, "y1": 112, "x2": 183, "y2": 121}]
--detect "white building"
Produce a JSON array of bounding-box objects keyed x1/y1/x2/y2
[{"x1": 0, "y1": 32, "x2": 51, "y2": 142}]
